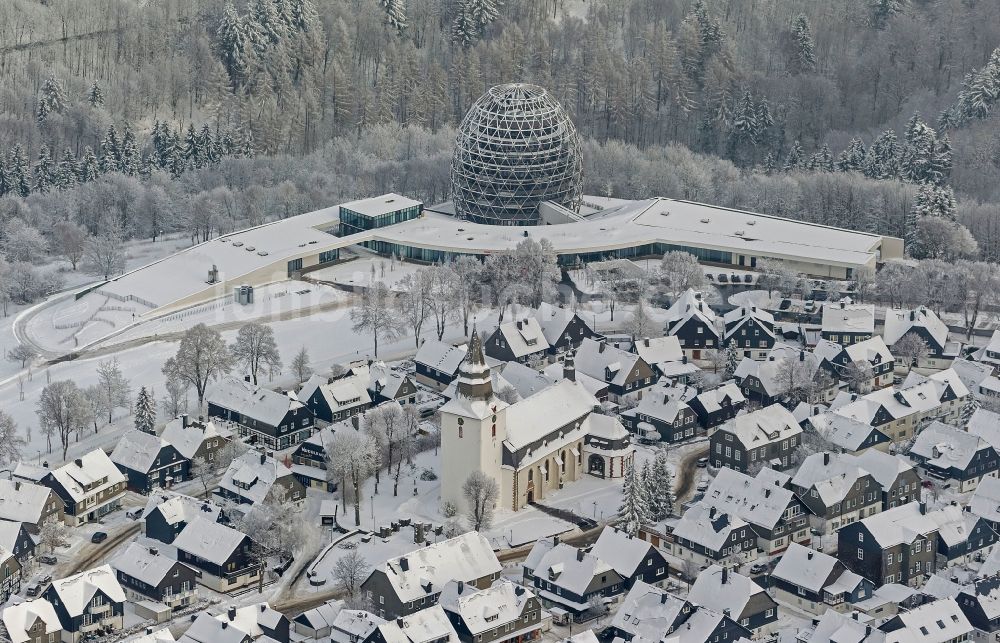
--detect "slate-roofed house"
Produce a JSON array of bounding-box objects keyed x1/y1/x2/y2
[
  {"x1": 351, "y1": 362, "x2": 418, "y2": 406},
  {"x1": 878, "y1": 597, "x2": 974, "y2": 642},
  {"x1": 589, "y1": 526, "x2": 670, "y2": 589},
  {"x1": 142, "y1": 492, "x2": 223, "y2": 544},
  {"x1": 883, "y1": 306, "x2": 953, "y2": 368},
  {"x1": 291, "y1": 600, "x2": 345, "y2": 640},
  {"x1": 821, "y1": 302, "x2": 876, "y2": 346},
  {"x1": 931, "y1": 505, "x2": 998, "y2": 564},
  {"x1": 723, "y1": 306, "x2": 776, "y2": 360},
  {"x1": 605, "y1": 581, "x2": 750, "y2": 643},
  {"x1": 438, "y1": 579, "x2": 542, "y2": 643},
  {"x1": 484, "y1": 317, "x2": 551, "y2": 365},
  {"x1": 667, "y1": 503, "x2": 758, "y2": 568},
  {"x1": 688, "y1": 382, "x2": 746, "y2": 431},
  {"x1": 688, "y1": 565, "x2": 778, "y2": 635},
  {"x1": 815, "y1": 336, "x2": 895, "y2": 392},
  {"x1": 329, "y1": 610, "x2": 383, "y2": 643},
  {"x1": 111, "y1": 430, "x2": 189, "y2": 494},
  {"x1": 791, "y1": 452, "x2": 883, "y2": 535},
  {"x1": 629, "y1": 336, "x2": 684, "y2": 377},
  {"x1": 360, "y1": 532, "x2": 502, "y2": 619},
  {"x1": 533, "y1": 302, "x2": 602, "y2": 358},
  {"x1": 0, "y1": 545, "x2": 21, "y2": 602},
  {"x1": 1, "y1": 598, "x2": 62, "y2": 643},
  {"x1": 300, "y1": 373, "x2": 372, "y2": 425},
  {"x1": 207, "y1": 376, "x2": 315, "y2": 450},
  {"x1": 804, "y1": 412, "x2": 891, "y2": 455},
  {"x1": 769, "y1": 543, "x2": 874, "y2": 616},
  {"x1": 573, "y1": 338, "x2": 657, "y2": 402},
  {"x1": 215, "y1": 451, "x2": 305, "y2": 507},
  {"x1": 366, "y1": 605, "x2": 459, "y2": 643},
  {"x1": 0, "y1": 519, "x2": 36, "y2": 563},
  {"x1": 909, "y1": 421, "x2": 999, "y2": 492},
  {"x1": 582, "y1": 414, "x2": 633, "y2": 479},
  {"x1": 709, "y1": 404, "x2": 802, "y2": 472},
  {"x1": 972, "y1": 330, "x2": 1000, "y2": 373},
  {"x1": 521, "y1": 541, "x2": 625, "y2": 616},
  {"x1": 209, "y1": 604, "x2": 290, "y2": 643},
  {"x1": 619, "y1": 382, "x2": 699, "y2": 444},
  {"x1": 701, "y1": 467, "x2": 809, "y2": 553},
  {"x1": 41, "y1": 449, "x2": 127, "y2": 526},
  {"x1": 838, "y1": 501, "x2": 940, "y2": 587},
  {"x1": 290, "y1": 423, "x2": 352, "y2": 492},
  {"x1": 173, "y1": 516, "x2": 260, "y2": 592},
  {"x1": 733, "y1": 346, "x2": 837, "y2": 407},
  {"x1": 160, "y1": 414, "x2": 232, "y2": 464},
  {"x1": 0, "y1": 479, "x2": 65, "y2": 531},
  {"x1": 663, "y1": 289, "x2": 720, "y2": 361},
  {"x1": 110, "y1": 542, "x2": 198, "y2": 610},
  {"x1": 852, "y1": 449, "x2": 923, "y2": 510},
  {"x1": 44, "y1": 564, "x2": 126, "y2": 643},
  {"x1": 178, "y1": 611, "x2": 254, "y2": 643},
  {"x1": 414, "y1": 341, "x2": 468, "y2": 390},
  {"x1": 956, "y1": 576, "x2": 1000, "y2": 634}
]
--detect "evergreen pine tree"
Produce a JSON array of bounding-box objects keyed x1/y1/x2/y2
[
  {"x1": 8, "y1": 146, "x2": 31, "y2": 197},
  {"x1": 99, "y1": 125, "x2": 121, "y2": 174},
  {"x1": 912, "y1": 183, "x2": 957, "y2": 221},
  {"x1": 645, "y1": 451, "x2": 675, "y2": 520},
  {"x1": 57, "y1": 147, "x2": 79, "y2": 189},
  {"x1": 808, "y1": 144, "x2": 834, "y2": 172},
  {"x1": 286, "y1": 0, "x2": 321, "y2": 33},
  {"x1": 862, "y1": 129, "x2": 899, "y2": 180},
  {"x1": 134, "y1": 386, "x2": 157, "y2": 434},
  {"x1": 954, "y1": 49, "x2": 1000, "y2": 122},
  {"x1": 724, "y1": 343, "x2": 741, "y2": 377},
  {"x1": 183, "y1": 124, "x2": 201, "y2": 167},
  {"x1": 79, "y1": 147, "x2": 100, "y2": 183},
  {"x1": 761, "y1": 153, "x2": 776, "y2": 174},
  {"x1": 249, "y1": 0, "x2": 286, "y2": 50},
  {"x1": 39, "y1": 75, "x2": 68, "y2": 116},
  {"x1": 899, "y1": 113, "x2": 939, "y2": 184},
  {"x1": 728, "y1": 89, "x2": 759, "y2": 159},
  {"x1": 381, "y1": 0, "x2": 408, "y2": 33},
  {"x1": 0, "y1": 154, "x2": 10, "y2": 197},
  {"x1": 931, "y1": 134, "x2": 953, "y2": 186},
  {"x1": 782, "y1": 140, "x2": 804, "y2": 172},
  {"x1": 120, "y1": 125, "x2": 140, "y2": 176},
  {"x1": 869, "y1": 0, "x2": 905, "y2": 30},
  {"x1": 790, "y1": 14, "x2": 816, "y2": 74},
  {"x1": 200, "y1": 125, "x2": 219, "y2": 166},
  {"x1": 241, "y1": 128, "x2": 256, "y2": 158},
  {"x1": 218, "y1": 2, "x2": 253, "y2": 82},
  {"x1": 959, "y1": 396, "x2": 980, "y2": 428},
  {"x1": 88, "y1": 81, "x2": 105, "y2": 107},
  {"x1": 33, "y1": 145, "x2": 57, "y2": 193},
  {"x1": 616, "y1": 460, "x2": 651, "y2": 536},
  {"x1": 36, "y1": 99, "x2": 51, "y2": 126},
  {"x1": 837, "y1": 137, "x2": 866, "y2": 172}
]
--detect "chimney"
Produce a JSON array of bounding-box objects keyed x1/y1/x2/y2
[
  {"x1": 552, "y1": 535, "x2": 560, "y2": 546},
  {"x1": 823, "y1": 452, "x2": 830, "y2": 466},
  {"x1": 576, "y1": 549, "x2": 585, "y2": 562},
  {"x1": 396, "y1": 618, "x2": 404, "y2": 628},
  {"x1": 709, "y1": 507, "x2": 717, "y2": 519},
  {"x1": 644, "y1": 338, "x2": 650, "y2": 347},
  {"x1": 199, "y1": 415, "x2": 205, "y2": 424},
  {"x1": 563, "y1": 352, "x2": 576, "y2": 382},
  {"x1": 221, "y1": 623, "x2": 228, "y2": 631},
  {"x1": 260, "y1": 605, "x2": 266, "y2": 613},
  {"x1": 14, "y1": 481, "x2": 20, "y2": 491},
  {"x1": 516, "y1": 320, "x2": 522, "y2": 330},
  {"x1": 840, "y1": 301, "x2": 846, "y2": 309},
  {"x1": 598, "y1": 343, "x2": 606, "y2": 354},
  {"x1": 721, "y1": 566, "x2": 728, "y2": 584},
  {"x1": 400, "y1": 557, "x2": 409, "y2": 572},
  {"x1": 244, "y1": 375, "x2": 252, "y2": 383},
  {"x1": 910, "y1": 310, "x2": 916, "y2": 322},
  {"x1": 74, "y1": 458, "x2": 83, "y2": 468},
  {"x1": 698, "y1": 302, "x2": 703, "y2": 312},
  {"x1": 260, "y1": 453, "x2": 266, "y2": 465},
  {"x1": 799, "y1": 350, "x2": 805, "y2": 362},
  {"x1": 768, "y1": 355, "x2": 775, "y2": 361},
  {"x1": 458, "y1": 580, "x2": 465, "y2": 594},
  {"x1": 146, "y1": 628, "x2": 153, "y2": 635},
  {"x1": 660, "y1": 592, "x2": 670, "y2": 604},
  {"x1": 414, "y1": 523, "x2": 425, "y2": 544},
  {"x1": 181, "y1": 413, "x2": 189, "y2": 428},
  {"x1": 807, "y1": 550, "x2": 814, "y2": 560},
  {"x1": 919, "y1": 501, "x2": 926, "y2": 515},
  {"x1": 764, "y1": 489, "x2": 771, "y2": 498},
  {"x1": 682, "y1": 355, "x2": 688, "y2": 364},
  {"x1": 149, "y1": 547, "x2": 158, "y2": 556},
  {"x1": 227, "y1": 607, "x2": 236, "y2": 621}
]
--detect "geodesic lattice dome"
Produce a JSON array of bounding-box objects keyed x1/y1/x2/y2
[{"x1": 451, "y1": 83, "x2": 583, "y2": 226}]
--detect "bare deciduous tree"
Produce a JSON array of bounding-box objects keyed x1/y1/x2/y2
[
  {"x1": 163, "y1": 323, "x2": 235, "y2": 405},
  {"x1": 6, "y1": 344, "x2": 37, "y2": 368},
  {"x1": 463, "y1": 471, "x2": 499, "y2": 532},
  {"x1": 291, "y1": 346, "x2": 313, "y2": 383},
  {"x1": 36, "y1": 380, "x2": 88, "y2": 458},
  {"x1": 351, "y1": 282, "x2": 401, "y2": 358},
  {"x1": 231, "y1": 322, "x2": 282, "y2": 384},
  {"x1": 0, "y1": 410, "x2": 25, "y2": 465},
  {"x1": 893, "y1": 332, "x2": 929, "y2": 373}
]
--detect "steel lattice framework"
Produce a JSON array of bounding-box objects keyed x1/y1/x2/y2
[{"x1": 451, "y1": 83, "x2": 583, "y2": 226}]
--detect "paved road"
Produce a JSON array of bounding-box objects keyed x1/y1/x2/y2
[{"x1": 674, "y1": 444, "x2": 710, "y2": 502}]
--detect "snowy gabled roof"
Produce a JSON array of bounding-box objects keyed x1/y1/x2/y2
[
  {"x1": 687, "y1": 564, "x2": 770, "y2": 619},
  {"x1": 950, "y1": 358, "x2": 995, "y2": 391},
  {"x1": 910, "y1": 421, "x2": 988, "y2": 471},
  {"x1": 207, "y1": 376, "x2": 305, "y2": 427},
  {"x1": 881, "y1": 597, "x2": 972, "y2": 643},
  {"x1": 541, "y1": 362, "x2": 609, "y2": 397},
  {"x1": 808, "y1": 412, "x2": 883, "y2": 452},
  {"x1": 843, "y1": 336, "x2": 893, "y2": 365},
  {"x1": 110, "y1": 542, "x2": 186, "y2": 586},
  {"x1": 494, "y1": 317, "x2": 550, "y2": 359},
  {"x1": 533, "y1": 302, "x2": 589, "y2": 346},
  {"x1": 414, "y1": 340, "x2": 468, "y2": 374},
  {"x1": 770, "y1": 542, "x2": 843, "y2": 593},
  {"x1": 969, "y1": 476, "x2": 1000, "y2": 524},
  {"x1": 609, "y1": 581, "x2": 689, "y2": 642},
  {"x1": 821, "y1": 302, "x2": 875, "y2": 335},
  {"x1": 972, "y1": 330, "x2": 1000, "y2": 366},
  {"x1": 808, "y1": 610, "x2": 886, "y2": 643},
  {"x1": 523, "y1": 537, "x2": 556, "y2": 573},
  {"x1": 791, "y1": 452, "x2": 868, "y2": 506},
  {"x1": 532, "y1": 542, "x2": 617, "y2": 596},
  {"x1": 111, "y1": 429, "x2": 172, "y2": 473},
  {"x1": 967, "y1": 408, "x2": 1000, "y2": 449},
  {"x1": 831, "y1": 369, "x2": 967, "y2": 425},
  {"x1": 733, "y1": 350, "x2": 824, "y2": 397},
  {"x1": 589, "y1": 526, "x2": 656, "y2": 579},
  {"x1": 585, "y1": 413, "x2": 629, "y2": 442},
  {"x1": 850, "y1": 449, "x2": 916, "y2": 490},
  {"x1": 702, "y1": 467, "x2": 795, "y2": 531},
  {"x1": 217, "y1": 451, "x2": 295, "y2": 505},
  {"x1": 671, "y1": 503, "x2": 748, "y2": 551},
  {"x1": 498, "y1": 361, "x2": 556, "y2": 399},
  {"x1": 883, "y1": 306, "x2": 949, "y2": 348},
  {"x1": 723, "y1": 305, "x2": 775, "y2": 333},
  {"x1": 0, "y1": 521, "x2": 28, "y2": 555},
  {"x1": 719, "y1": 404, "x2": 801, "y2": 449},
  {"x1": 620, "y1": 383, "x2": 693, "y2": 425},
  {"x1": 330, "y1": 610, "x2": 383, "y2": 643},
  {"x1": 48, "y1": 448, "x2": 127, "y2": 503},
  {"x1": 859, "y1": 502, "x2": 938, "y2": 547},
  {"x1": 0, "y1": 479, "x2": 56, "y2": 524},
  {"x1": 959, "y1": 578, "x2": 1000, "y2": 621},
  {"x1": 631, "y1": 336, "x2": 683, "y2": 366},
  {"x1": 664, "y1": 289, "x2": 717, "y2": 327},
  {"x1": 180, "y1": 612, "x2": 253, "y2": 643},
  {"x1": 438, "y1": 579, "x2": 533, "y2": 635},
  {"x1": 2, "y1": 599, "x2": 61, "y2": 643},
  {"x1": 504, "y1": 378, "x2": 597, "y2": 451},
  {"x1": 173, "y1": 515, "x2": 248, "y2": 565},
  {"x1": 364, "y1": 361, "x2": 411, "y2": 399},
  {"x1": 573, "y1": 338, "x2": 645, "y2": 387},
  {"x1": 442, "y1": 368, "x2": 516, "y2": 402},
  {"x1": 378, "y1": 532, "x2": 501, "y2": 604},
  {"x1": 375, "y1": 605, "x2": 458, "y2": 643},
  {"x1": 49, "y1": 564, "x2": 126, "y2": 617},
  {"x1": 211, "y1": 603, "x2": 285, "y2": 639},
  {"x1": 691, "y1": 382, "x2": 745, "y2": 413},
  {"x1": 161, "y1": 416, "x2": 233, "y2": 460},
  {"x1": 122, "y1": 628, "x2": 176, "y2": 643},
  {"x1": 142, "y1": 491, "x2": 221, "y2": 526}
]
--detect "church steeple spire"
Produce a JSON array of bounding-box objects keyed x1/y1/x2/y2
[{"x1": 455, "y1": 328, "x2": 493, "y2": 400}]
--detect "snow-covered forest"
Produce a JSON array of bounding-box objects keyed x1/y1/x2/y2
[{"x1": 2, "y1": 0, "x2": 1000, "y2": 292}]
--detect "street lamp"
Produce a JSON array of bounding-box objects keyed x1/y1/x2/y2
[{"x1": 371, "y1": 495, "x2": 375, "y2": 533}]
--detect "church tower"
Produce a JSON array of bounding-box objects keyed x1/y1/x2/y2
[{"x1": 439, "y1": 331, "x2": 508, "y2": 514}]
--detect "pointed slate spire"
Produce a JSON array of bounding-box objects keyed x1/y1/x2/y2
[{"x1": 455, "y1": 327, "x2": 493, "y2": 400}]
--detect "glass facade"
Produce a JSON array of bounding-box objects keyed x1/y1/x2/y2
[{"x1": 339, "y1": 204, "x2": 423, "y2": 236}]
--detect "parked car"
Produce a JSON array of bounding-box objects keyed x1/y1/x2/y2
[
  {"x1": 717, "y1": 274, "x2": 729, "y2": 283},
  {"x1": 696, "y1": 457, "x2": 709, "y2": 468},
  {"x1": 742, "y1": 274, "x2": 754, "y2": 284},
  {"x1": 126, "y1": 508, "x2": 144, "y2": 520},
  {"x1": 91, "y1": 532, "x2": 108, "y2": 544},
  {"x1": 696, "y1": 481, "x2": 710, "y2": 492},
  {"x1": 25, "y1": 585, "x2": 41, "y2": 597},
  {"x1": 749, "y1": 563, "x2": 767, "y2": 574},
  {"x1": 38, "y1": 555, "x2": 57, "y2": 565}
]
